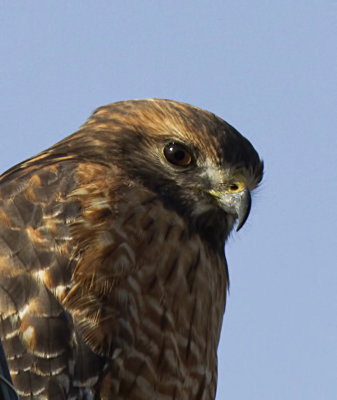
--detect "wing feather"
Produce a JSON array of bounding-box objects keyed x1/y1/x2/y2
[{"x1": 0, "y1": 158, "x2": 108, "y2": 398}]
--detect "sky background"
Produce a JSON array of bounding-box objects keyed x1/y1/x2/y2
[{"x1": 1, "y1": 1, "x2": 336, "y2": 399}]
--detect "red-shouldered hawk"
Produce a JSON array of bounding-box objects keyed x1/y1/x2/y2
[{"x1": 0, "y1": 99, "x2": 263, "y2": 399}]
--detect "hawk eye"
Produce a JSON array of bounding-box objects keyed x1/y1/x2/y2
[{"x1": 163, "y1": 143, "x2": 192, "y2": 167}]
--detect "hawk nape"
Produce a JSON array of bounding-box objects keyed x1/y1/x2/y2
[{"x1": 0, "y1": 99, "x2": 263, "y2": 400}]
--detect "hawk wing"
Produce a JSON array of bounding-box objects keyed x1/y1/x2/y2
[{"x1": 0, "y1": 158, "x2": 108, "y2": 398}]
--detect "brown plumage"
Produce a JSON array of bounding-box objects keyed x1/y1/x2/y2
[{"x1": 0, "y1": 99, "x2": 263, "y2": 399}]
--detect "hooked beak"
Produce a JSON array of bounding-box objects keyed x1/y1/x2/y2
[{"x1": 218, "y1": 188, "x2": 252, "y2": 231}]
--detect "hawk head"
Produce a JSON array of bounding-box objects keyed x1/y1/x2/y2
[{"x1": 49, "y1": 99, "x2": 263, "y2": 248}]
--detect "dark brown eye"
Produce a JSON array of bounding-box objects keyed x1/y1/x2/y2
[{"x1": 163, "y1": 143, "x2": 192, "y2": 167}]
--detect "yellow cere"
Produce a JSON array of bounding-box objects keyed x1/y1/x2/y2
[
  {"x1": 208, "y1": 179, "x2": 246, "y2": 198},
  {"x1": 227, "y1": 180, "x2": 246, "y2": 193}
]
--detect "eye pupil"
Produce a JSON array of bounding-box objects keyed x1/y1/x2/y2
[
  {"x1": 163, "y1": 143, "x2": 192, "y2": 166},
  {"x1": 174, "y1": 150, "x2": 186, "y2": 161},
  {"x1": 230, "y1": 184, "x2": 239, "y2": 191}
]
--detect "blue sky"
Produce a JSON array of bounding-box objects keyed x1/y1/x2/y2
[{"x1": 1, "y1": 1, "x2": 336, "y2": 399}]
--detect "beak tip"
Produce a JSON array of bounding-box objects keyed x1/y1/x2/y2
[
  {"x1": 217, "y1": 188, "x2": 252, "y2": 232},
  {"x1": 235, "y1": 189, "x2": 251, "y2": 232},
  {"x1": 235, "y1": 215, "x2": 247, "y2": 232},
  {"x1": 236, "y1": 222, "x2": 243, "y2": 232}
]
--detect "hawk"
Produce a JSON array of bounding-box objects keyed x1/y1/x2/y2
[{"x1": 0, "y1": 99, "x2": 263, "y2": 399}]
